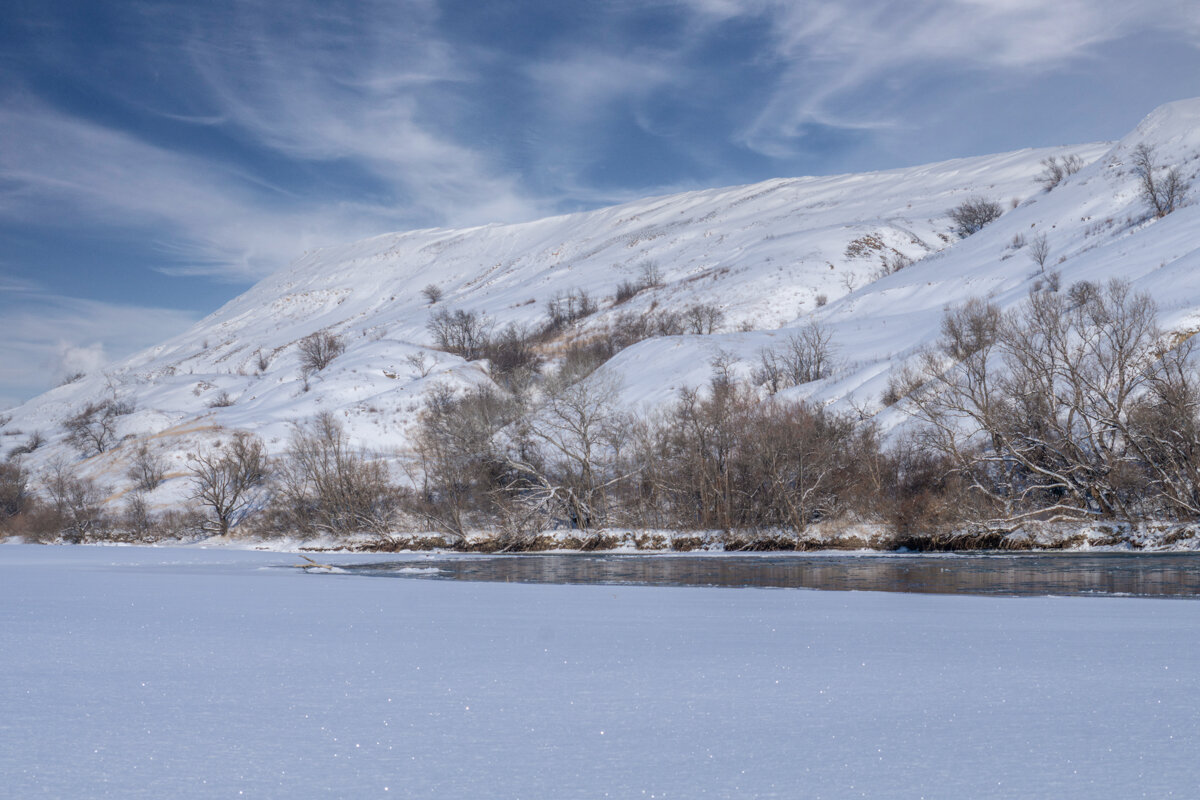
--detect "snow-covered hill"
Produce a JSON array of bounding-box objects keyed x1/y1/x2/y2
[{"x1": 5, "y1": 99, "x2": 1200, "y2": 514}]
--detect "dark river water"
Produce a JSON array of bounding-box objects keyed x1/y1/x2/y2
[{"x1": 330, "y1": 552, "x2": 1200, "y2": 598}]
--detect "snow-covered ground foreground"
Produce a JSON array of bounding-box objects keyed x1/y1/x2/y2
[{"x1": 2, "y1": 545, "x2": 1198, "y2": 798}]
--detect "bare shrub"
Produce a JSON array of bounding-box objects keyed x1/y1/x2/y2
[
  {"x1": 427, "y1": 308, "x2": 493, "y2": 360},
  {"x1": 782, "y1": 322, "x2": 836, "y2": 384},
  {"x1": 635, "y1": 379, "x2": 875, "y2": 539},
  {"x1": 404, "y1": 351, "x2": 437, "y2": 378},
  {"x1": 753, "y1": 348, "x2": 786, "y2": 395},
  {"x1": 255, "y1": 349, "x2": 271, "y2": 373},
  {"x1": 272, "y1": 413, "x2": 399, "y2": 536},
  {"x1": 59, "y1": 371, "x2": 86, "y2": 386},
  {"x1": 881, "y1": 364, "x2": 926, "y2": 407},
  {"x1": 939, "y1": 297, "x2": 1001, "y2": 360},
  {"x1": 614, "y1": 280, "x2": 641, "y2": 305},
  {"x1": 128, "y1": 441, "x2": 168, "y2": 492},
  {"x1": 545, "y1": 289, "x2": 598, "y2": 332},
  {"x1": 8, "y1": 431, "x2": 44, "y2": 459},
  {"x1": 1067, "y1": 280, "x2": 1099, "y2": 309},
  {"x1": 64, "y1": 397, "x2": 134, "y2": 456},
  {"x1": 908, "y1": 280, "x2": 1198, "y2": 527},
  {"x1": 815, "y1": 294, "x2": 828, "y2": 307},
  {"x1": 44, "y1": 460, "x2": 108, "y2": 542},
  {"x1": 639, "y1": 260, "x2": 663, "y2": 288},
  {"x1": 1028, "y1": 233, "x2": 1051, "y2": 273},
  {"x1": 207, "y1": 391, "x2": 235, "y2": 408},
  {"x1": 503, "y1": 375, "x2": 632, "y2": 532},
  {"x1": 753, "y1": 322, "x2": 836, "y2": 392},
  {"x1": 188, "y1": 432, "x2": 270, "y2": 537},
  {"x1": 484, "y1": 323, "x2": 542, "y2": 386},
  {"x1": 123, "y1": 490, "x2": 153, "y2": 541},
  {"x1": 411, "y1": 386, "x2": 518, "y2": 541},
  {"x1": 654, "y1": 309, "x2": 685, "y2": 336},
  {"x1": 421, "y1": 284, "x2": 444, "y2": 304},
  {"x1": 948, "y1": 197, "x2": 1003, "y2": 238},
  {"x1": 1131, "y1": 143, "x2": 1188, "y2": 218},
  {"x1": 683, "y1": 302, "x2": 725, "y2": 335},
  {"x1": 1035, "y1": 154, "x2": 1084, "y2": 191},
  {"x1": 0, "y1": 460, "x2": 30, "y2": 519},
  {"x1": 298, "y1": 331, "x2": 346, "y2": 374}
]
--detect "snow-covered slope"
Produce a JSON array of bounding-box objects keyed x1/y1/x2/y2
[{"x1": 5, "y1": 99, "x2": 1200, "y2": 510}]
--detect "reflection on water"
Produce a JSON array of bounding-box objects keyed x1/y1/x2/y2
[{"x1": 337, "y1": 552, "x2": 1200, "y2": 598}]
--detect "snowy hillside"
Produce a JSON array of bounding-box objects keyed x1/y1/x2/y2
[{"x1": 5, "y1": 98, "x2": 1200, "y2": 519}]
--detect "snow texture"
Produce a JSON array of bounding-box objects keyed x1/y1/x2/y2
[{"x1": 2, "y1": 544, "x2": 1198, "y2": 798}]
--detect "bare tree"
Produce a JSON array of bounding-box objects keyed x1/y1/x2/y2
[
  {"x1": 783, "y1": 322, "x2": 836, "y2": 384},
  {"x1": 44, "y1": 459, "x2": 108, "y2": 542},
  {"x1": 421, "y1": 284, "x2": 444, "y2": 304},
  {"x1": 1028, "y1": 233, "x2": 1051, "y2": 273},
  {"x1": 545, "y1": 289, "x2": 598, "y2": 331},
  {"x1": 907, "y1": 281, "x2": 1179, "y2": 527},
  {"x1": 7, "y1": 430, "x2": 43, "y2": 459},
  {"x1": 411, "y1": 385, "x2": 517, "y2": 541},
  {"x1": 683, "y1": 302, "x2": 725, "y2": 335},
  {"x1": 189, "y1": 432, "x2": 270, "y2": 536},
  {"x1": 298, "y1": 331, "x2": 346, "y2": 374},
  {"x1": 127, "y1": 441, "x2": 168, "y2": 492},
  {"x1": 0, "y1": 459, "x2": 29, "y2": 519},
  {"x1": 123, "y1": 490, "x2": 153, "y2": 541},
  {"x1": 64, "y1": 397, "x2": 134, "y2": 456},
  {"x1": 1131, "y1": 143, "x2": 1188, "y2": 218},
  {"x1": 427, "y1": 308, "x2": 493, "y2": 360},
  {"x1": 505, "y1": 375, "x2": 633, "y2": 532},
  {"x1": 272, "y1": 413, "x2": 398, "y2": 536},
  {"x1": 1035, "y1": 154, "x2": 1084, "y2": 191},
  {"x1": 948, "y1": 197, "x2": 1003, "y2": 238}
]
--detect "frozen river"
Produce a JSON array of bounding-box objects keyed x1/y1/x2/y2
[
  {"x1": 2, "y1": 544, "x2": 1198, "y2": 798},
  {"x1": 337, "y1": 551, "x2": 1200, "y2": 597}
]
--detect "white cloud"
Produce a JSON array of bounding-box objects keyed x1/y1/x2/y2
[
  {"x1": 682, "y1": 0, "x2": 1200, "y2": 156},
  {"x1": 178, "y1": 0, "x2": 543, "y2": 229},
  {"x1": 0, "y1": 289, "x2": 200, "y2": 409}
]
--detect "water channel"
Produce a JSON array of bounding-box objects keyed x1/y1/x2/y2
[{"x1": 327, "y1": 551, "x2": 1200, "y2": 598}]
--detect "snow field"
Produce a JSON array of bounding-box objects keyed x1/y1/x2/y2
[{"x1": 2, "y1": 545, "x2": 1198, "y2": 798}]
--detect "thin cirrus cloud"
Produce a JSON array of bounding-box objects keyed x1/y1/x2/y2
[
  {"x1": 0, "y1": 99, "x2": 404, "y2": 281},
  {"x1": 671, "y1": 0, "x2": 1200, "y2": 158},
  {"x1": 175, "y1": 0, "x2": 543, "y2": 231}
]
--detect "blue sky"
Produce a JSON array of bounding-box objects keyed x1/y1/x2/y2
[{"x1": 3, "y1": 0, "x2": 1200, "y2": 408}]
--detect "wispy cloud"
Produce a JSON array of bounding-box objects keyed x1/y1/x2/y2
[
  {"x1": 0, "y1": 288, "x2": 199, "y2": 409},
  {"x1": 178, "y1": 0, "x2": 542, "y2": 227},
  {"x1": 676, "y1": 0, "x2": 1200, "y2": 157}
]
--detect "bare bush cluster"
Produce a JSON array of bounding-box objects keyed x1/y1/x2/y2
[
  {"x1": 128, "y1": 442, "x2": 168, "y2": 492},
  {"x1": 189, "y1": 432, "x2": 270, "y2": 536},
  {"x1": 753, "y1": 322, "x2": 837, "y2": 394},
  {"x1": 1131, "y1": 144, "x2": 1188, "y2": 219},
  {"x1": 298, "y1": 331, "x2": 346, "y2": 374},
  {"x1": 614, "y1": 261, "x2": 664, "y2": 304},
  {"x1": 948, "y1": 197, "x2": 1003, "y2": 238},
  {"x1": 906, "y1": 280, "x2": 1200, "y2": 527},
  {"x1": 421, "y1": 284, "x2": 444, "y2": 304},
  {"x1": 64, "y1": 397, "x2": 135, "y2": 456},
  {"x1": 545, "y1": 289, "x2": 598, "y2": 332},
  {"x1": 427, "y1": 308, "x2": 493, "y2": 361},
  {"x1": 268, "y1": 413, "x2": 400, "y2": 537},
  {"x1": 683, "y1": 302, "x2": 725, "y2": 335},
  {"x1": 44, "y1": 460, "x2": 109, "y2": 543},
  {"x1": 1035, "y1": 154, "x2": 1084, "y2": 191}
]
